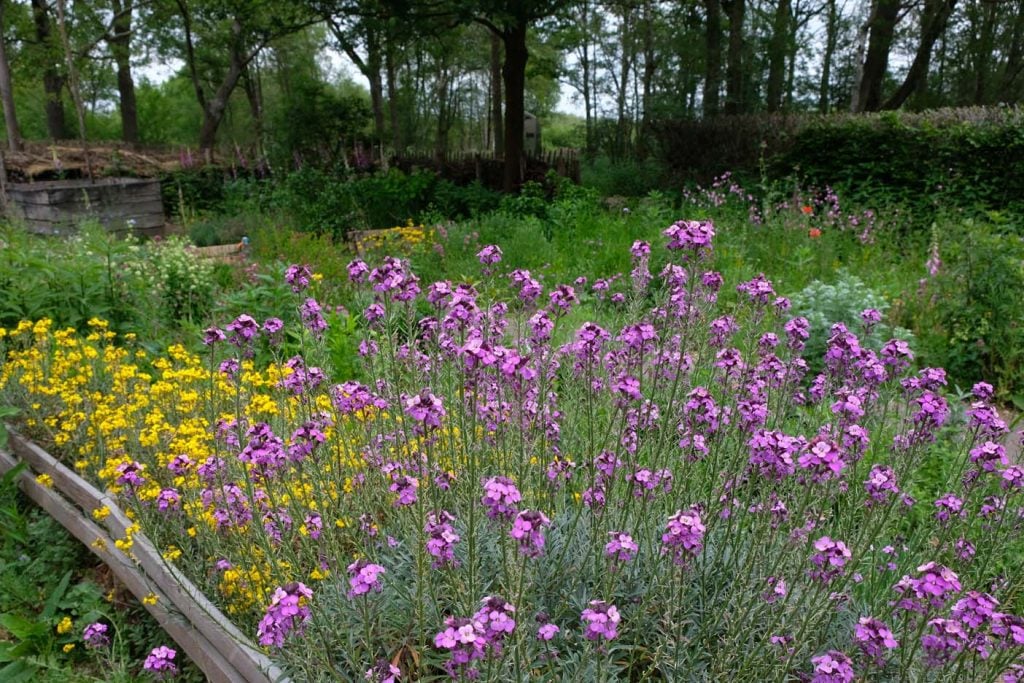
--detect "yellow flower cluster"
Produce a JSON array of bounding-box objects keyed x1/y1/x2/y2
[
  {"x1": 353, "y1": 221, "x2": 434, "y2": 256},
  {"x1": 0, "y1": 320, "x2": 398, "y2": 619}
]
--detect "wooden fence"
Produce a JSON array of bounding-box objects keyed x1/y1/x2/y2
[{"x1": 0, "y1": 429, "x2": 288, "y2": 683}]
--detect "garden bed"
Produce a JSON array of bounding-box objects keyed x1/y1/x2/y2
[{"x1": 0, "y1": 428, "x2": 287, "y2": 683}]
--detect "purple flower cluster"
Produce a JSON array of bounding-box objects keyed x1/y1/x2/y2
[
  {"x1": 83, "y1": 622, "x2": 109, "y2": 648},
  {"x1": 854, "y1": 616, "x2": 898, "y2": 664},
  {"x1": 404, "y1": 389, "x2": 445, "y2": 429},
  {"x1": 509, "y1": 510, "x2": 550, "y2": 557},
  {"x1": 143, "y1": 645, "x2": 177, "y2": 679},
  {"x1": 257, "y1": 582, "x2": 313, "y2": 648},
  {"x1": 481, "y1": 476, "x2": 522, "y2": 521},
  {"x1": 661, "y1": 506, "x2": 705, "y2": 565},
  {"x1": 809, "y1": 536, "x2": 851, "y2": 583},
  {"x1": 581, "y1": 600, "x2": 621, "y2": 641},
  {"x1": 605, "y1": 531, "x2": 639, "y2": 565},
  {"x1": 664, "y1": 219, "x2": 714, "y2": 259},
  {"x1": 425, "y1": 511, "x2": 460, "y2": 568},
  {"x1": 810, "y1": 650, "x2": 854, "y2": 683},
  {"x1": 347, "y1": 560, "x2": 386, "y2": 598}
]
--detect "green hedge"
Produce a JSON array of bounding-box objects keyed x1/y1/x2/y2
[{"x1": 656, "y1": 107, "x2": 1024, "y2": 213}]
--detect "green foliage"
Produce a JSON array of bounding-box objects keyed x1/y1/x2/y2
[
  {"x1": 790, "y1": 271, "x2": 914, "y2": 374},
  {"x1": 580, "y1": 156, "x2": 671, "y2": 197},
  {"x1": 0, "y1": 224, "x2": 213, "y2": 338},
  {"x1": 913, "y1": 218, "x2": 1024, "y2": 398}
]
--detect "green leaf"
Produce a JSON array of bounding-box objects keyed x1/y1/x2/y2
[
  {"x1": 0, "y1": 613, "x2": 47, "y2": 640},
  {"x1": 0, "y1": 660, "x2": 41, "y2": 683},
  {"x1": 41, "y1": 571, "x2": 72, "y2": 621}
]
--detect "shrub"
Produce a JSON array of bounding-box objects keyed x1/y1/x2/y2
[
  {"x1": 791, "y1": 271, "x2": 914, "y2": 377},
  {"x1": 5, "y1": 223, "x2": 1024, "y2": 681}
]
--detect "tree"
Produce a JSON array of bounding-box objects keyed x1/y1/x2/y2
[
  {"x1": 852, "y1": 0, "x2": 901, "y2": 111},
  {"x1": 882, "y1": 0, "x2": 957, "y2": 108},
  {"x1": 0, "y1": 0, "x2": 22, "y2": 150},
  {"x1": 165, "y1": 0, "x2": 315, "y2": 158}
]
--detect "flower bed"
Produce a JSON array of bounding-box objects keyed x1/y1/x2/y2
[{"x1": 2, "y1": 223, "x2": 1024, "y2": 681}]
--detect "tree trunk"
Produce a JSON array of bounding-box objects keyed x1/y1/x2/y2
[
  {"x1": 198, "y1": 39, "x2": 246, "y2": 159},
  {"x1": 434, "y1": 64, "x2": 450, "y2": 163},
  {"x1": 615, "y1": 7, "x2": 634, "y2": 158},
  {"x1": 490, "y1": 31, "x2": 504, "y2": 155},
  {"x1": 882, "y1": 0, "x2": 956, "y2": 109},
  {"x1": 577, "y1": 0, "x2": 595, "y2": 154},
  {"x1": 32, "y1": 0, "x2": 66, "y2": 140},
  {"x1": 109, "y1": 0, "x2": 138, "y2": 145},
  {"x1": 704, "y1": 0, "x2": 722, "y2": 116},
  {"x1": 973, "y1": 0, "x2": 998, "y2": 104},
  {"x1": 818, "y1": 0, "x2": 838, "y2": 112},
  {"x1": 242, "y1": 62, "x2": 263, "y2": 150},
  {"x1": 854, "y1": 0, "x2": 901, "y2": 111},
  {"x1": 766, "y1": 0, "x2": 791, "y2": 111},
  {"x1": 0, "y1": 0, "x2": 22, "y2": 151},
  {"x1": 638, "y1": 0, "x2": 657, "y2": 158},
  {"x1": 385, "y1": 40, "x2": 403, "y2": 151},
  {"x1": 501, "y1": 21, "x2": 528, "y2": 192},
  {"x1": 724, "y1": 0, "x2": 746, "y2": 114},
  {"x1": 366, "y1": 29, "x2": 385, "y2": 151},
  {"x1": 999, "y1": 0, "x2": 1024, "y2": 96}
]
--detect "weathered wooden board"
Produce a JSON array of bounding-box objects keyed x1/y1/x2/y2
[
  {"x1": 4, "y1": 177, "x2": 166, "y2": 237},
  {"x1": 2, "y1": 430, "x2": 289, "y2": 683}
]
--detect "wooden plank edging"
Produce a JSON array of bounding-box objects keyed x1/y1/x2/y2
[{"x1": 2, "y1": 430, "x2": 289, "y2": 683}]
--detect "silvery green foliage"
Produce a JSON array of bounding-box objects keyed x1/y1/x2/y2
[{"x1": 791, "y1": 271, "x2": 913, "y2": 372}]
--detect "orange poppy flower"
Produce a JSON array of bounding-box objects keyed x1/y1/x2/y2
[
  {"x1": 801, "y1": 205, "x2": 814, "y2": 215},
  {"x1": 808, "y1": 228, "x2": 822, "y2": 238}
]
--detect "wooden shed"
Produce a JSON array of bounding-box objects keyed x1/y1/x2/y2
[{"x1": 4, "y1": 177, "x2": 165, "y2": 237}]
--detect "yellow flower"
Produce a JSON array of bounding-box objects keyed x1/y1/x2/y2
[
  {"x1": 142, "y1": 593, "x2": 159, "y2": 606},
  {"x1": 35, "y1": 473, "x2": 54, "y2": 488},
  {"x1": 63, "y1": 643, "x2": 76, "y2": 653},
  {"x1": 56, "y1": 616, "x2": 73, "y2": 634},
  {"x1": 91, "y1": 538, "x2": 107, "y2": 551},
  {"x1": 162, "y1": 546, "x2": 182, "y2": 562},
  {"x1": 92, "y1": 506, "x2": 111, "y2": 521}
]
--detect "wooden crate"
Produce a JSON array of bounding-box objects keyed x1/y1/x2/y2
[{"x1": 4, "y1": 177, "x2": 165, "y2": 237}]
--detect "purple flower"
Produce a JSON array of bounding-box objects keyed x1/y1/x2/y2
[
  {"x1": 300, "y1": 298, "x2": 328, "y2": 339},
  {"x1": 921, "y1": 618, "x2": 968, "y2": 666},
  {"x1": 748, "y1": 429, "x2": 803, "y2": 480},
  {"x1": 203, "y1": 326, "x2": 226, "y2": 346},
  {"x1": 509, "y1": 510, "x2": 551, "y2": 557},
  {"x1": 934, "y1": 493, "x2": 965, "y2": 523},
  {"x1": 894, "y1": 562, "x2": 961, "y2": 612},
  {"x1": 285, "y1": 264, "x2": 313, "y2": 292},
  {"x1": 970, "y1": 441, "x2": 1008, "y2": 472},
  {"x1": 425, "y1": 511, "x2": 460, "y2": 568},
  {"x1": 347, "y1": 259, "x2": 369, "y2": 283},
  {"x1": 404, "y1": 390, "x2": 445, "y2": 429},
  {"x1": 537, "y1": 623, "x2": 559, "y2": 641},
  {"x1": 477, "y1": 244, "x2": 503, "y2": 265},
  {"x1": 809, "y1": 536, "x2": 851, "y2": 582},
  {"x1": 473, "y1": 596, "x2": 517, "y2": 645},
  {"x1": 389, "y1": 474, "x2": 419, "y2": 507},
  {"x1": 115, "y1": 460, "x2": 146, "y2": 489},
  {"x1": 798, "y1": 437, "x2": 846, "y2": 482},
  {"x1": 434, "y1": 616, "x2": 487, "y2": 679},
  {"x1": 481, "y1": 476, "x2": 521, "y2": 521},
  {"x1": 864, "y1": 465, "x2": 900, "y2": 505},
  {"x1": 365, "y1": 659, "x2": 401, "y2": 683},
  {"x1": 82, "y1": 622, "x2": 109, "y2": 648},
  {"x1": 605, "y1": 532, "x2": 639, "y2": 564},
  {"x1": 952, "y1": 591, "x2": 999, "y2": 630},
  {"x1": 347, "y1": 560, "x2": 386, "y2": 598},
  {"x1": 664, "y1": 219, "x2": 715, "y2": 258},
  {"x1": 257, "y1": 582, "x2": 313, "y2": 648},
  {"x1": 156, "y1": 488, "x2": 181, "y2": 512},
  {"x1": 661, "y1": 506, "x2": 705, "y2": 565},
  {"x1": 581, "y1": 600, "x2": 621, "y2": 641},
  {"x1": 810, "y1": 650, "x2": 854, "y2": 683},
  {"x1": 854, "y1": 617, "x2": 899, "y2": 664},
  {"x1": 143, "y1": 645, "x2": 178, "y2": 679},
  {"x1": 737, "y1": 274, "x2": 776, "y2": 304},
  {"x1": 227, "y1": 314, "x2": 260, "y2": 348}
]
